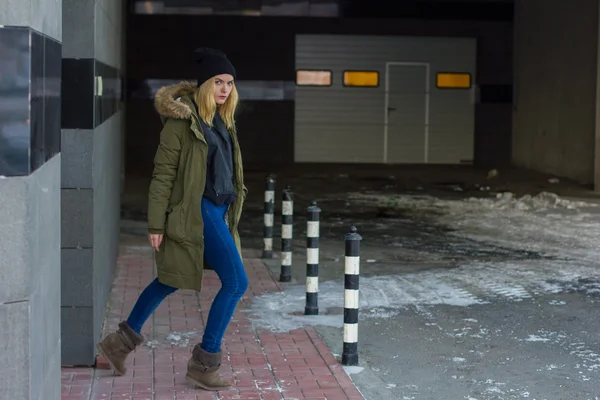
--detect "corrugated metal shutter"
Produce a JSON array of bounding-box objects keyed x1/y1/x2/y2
[{"x1": 294, "y1": 34, "x2": 476, "y2": 164}]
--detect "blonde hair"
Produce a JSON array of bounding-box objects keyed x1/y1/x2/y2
[{"x1": 193, "y1": 76, "x2": 239, "y2": 131}]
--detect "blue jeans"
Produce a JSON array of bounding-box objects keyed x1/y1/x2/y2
[{"x1": 126, "y1": 197, "x2": 248, "y2": 353}]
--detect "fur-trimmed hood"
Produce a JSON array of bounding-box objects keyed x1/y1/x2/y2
[{"x1": 154, "y1": 81, "x2": 197, "y2": 120}]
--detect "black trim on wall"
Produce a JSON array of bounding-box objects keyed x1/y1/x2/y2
[
  {"x1": 126, "y1": 78, "x2": 296, "y2": 100},
  {"x1": 31, "y1": 33, "x2": 62, "y2": 172},
  {"x1": 341, "y1": 0, "x2": 513, "y2": 21},
  {"x1": 61, "y1": 58, "x2": 122, "y2": 130},
  {"x1": 479, "y1": 84, "x2": 512, "y2": 104},
  {"x1": 0, "y1": 26, "x2": 62, "y2": 177},
  {"x1": 61, "y1": 59, "x2": 94, "y2": 129}
]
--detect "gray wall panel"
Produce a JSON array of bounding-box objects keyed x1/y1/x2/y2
[
  {"x1": 0, "y1": 179, "x2": 29, "y2": 304},
  {"x1": 0, "y1": 156, "x2": 61, "y2": 400},
  {"x1": 61, "y1": 129, "x2": 94, "y2": 189},
  {"x1": 92, "y1": 111, "x2": 123, "y2": 345},
  {"x1": 0, "y1": 0, "x2": 62, "y2": 41},
  {"x1": 63, "y1": 0, "x2": 123, "y2": 69},
  {"x1": 61, "y1": 248, "x2": 94, "y2": 307},
  {"x1": 95, "y1": 0, "x2": 123, "y2": 69},
  {"x1": 0, "y1": 302, "x2": 29, "y2": 400},
  {"x1": 62, "y1": 0, "x2": 95, "y2": 59},
  {"x1": 28, "y1": 156, "x2": 62, "y2": 400},
  {"x1": 61, "y1": 188, "x2": 94, "y2": 248},
  {"x1": 61, "y1": 307, "x2": 94, "y2": 366}
]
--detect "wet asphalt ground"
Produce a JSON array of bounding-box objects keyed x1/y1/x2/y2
[{"x1": 236, "y1": 168, "x2": 600, "y2": 400}]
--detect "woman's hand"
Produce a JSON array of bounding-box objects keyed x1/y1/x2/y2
[{"x1": 149, "y1": 234, "x2": 164, "y2": 252}]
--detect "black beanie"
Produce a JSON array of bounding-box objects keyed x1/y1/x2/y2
[{"x1": 194, "y1": 47, "x2": 236, "y2": 87}]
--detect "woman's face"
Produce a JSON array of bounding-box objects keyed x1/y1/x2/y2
[{"x1": 214, "y1": 74, "x2": 234, "y2": 105}]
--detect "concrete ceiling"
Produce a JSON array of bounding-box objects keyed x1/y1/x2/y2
[{"x1": 133, "y1": 0, "x2": 513, "y2": 19}]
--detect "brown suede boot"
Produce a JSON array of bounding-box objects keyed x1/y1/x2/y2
[
  {"x1": 185, "y1": 344, "x2": 231, "y2": 391},
  {"x1": 96, "y1": 321, "x2": 144, "y2": 376}
]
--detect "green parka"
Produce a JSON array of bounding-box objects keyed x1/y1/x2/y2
[{"x1": 147, "y1": 81, "x2": 247, "y2": 291}]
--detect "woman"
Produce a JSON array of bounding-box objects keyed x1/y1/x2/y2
[{"x1": 96, "y1": 48, "x2": 249, "y2": 391}]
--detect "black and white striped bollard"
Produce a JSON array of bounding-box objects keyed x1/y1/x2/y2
[
  {"x1": 262, "y1": 174, "x2": 276, "y2": 259},
  {"x1": 279, "y1": 185, "x2": 293, "y2": 282},
  {"x1": 342, "y1": 225, "x2": 362, "y2": 366},
  {"x1": 305, "y1": 200, "x2": 321, "y2": 315}
]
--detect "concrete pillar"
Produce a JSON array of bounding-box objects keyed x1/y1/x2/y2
[
  {"x1": 595, "y1": 3, "x2": 600, "y2": 191},
  {"x1": 513, "y1": 0, "x2": 599, "y2": 185},
  {"x1": 0, "y1": 1, "x2": 62, "y2": 399},
  {"x1": 60, "y1": 0, "x2": 125, "y2": 366}
]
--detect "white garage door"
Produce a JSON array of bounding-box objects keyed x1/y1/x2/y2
[{"x1": 294, "y1": 34, "x2": 476, "y2": 164}]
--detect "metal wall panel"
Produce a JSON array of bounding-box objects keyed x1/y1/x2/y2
[{"x1": 295, "y1": 34, "x2": 476, "y2": 163}]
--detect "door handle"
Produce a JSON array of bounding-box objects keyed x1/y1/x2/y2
[{"x1": 387, "y1": 107, "x2": 396, "y2": 111}]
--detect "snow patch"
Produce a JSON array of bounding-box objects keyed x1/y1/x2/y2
[
  {"x1": 247, "y1": 273, "x2": 483, "y2": 332},
  {"x1": 485, "y1": 386, "x2": 505, "y2": 394},
  {"x1": 469, "y1": 191, "x2": 594, "y2": 211},
  {"x1": 549, "y1": 300, "x2": 567, "y2": 306},
  {"x1": 537, "y1": 364, "x2": 564, "y2": 372},
  {"x1": 347, "y1": 191, "x2": 600, "y2": 268},
  {"x1": 343, "y1": 366, "x2": 364, "y2": 375},
  {"x1": 524, "y1": 334, "x2": 551, "y2": 342},
  {"x1": 518, "y1": 330, "x2": 600, "y2": 375},
  {"x1": 248, "y1": 257, "x2": 600, "y2": 333},
  {"x1": 165, "y1": 331, "x2": 199, "y2": 347}
]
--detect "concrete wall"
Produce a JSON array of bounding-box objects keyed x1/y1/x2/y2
[
  {"x1": 513, "y1": 0, "x2": 599, "y2": 184},
  {"x1": 0, "y1": 0, "x2": 62, "y2": 398},
  {"x1": 475, "y1": 21, "x2": 513, "y2": 167},
  {"x1": 0, "y1": 0, "x2": 62, "y2": 41},
  {"x1": 61, "y1": 0, "x2": 125, "y2": 366},
  {"x1": 0, "y1": 158, "x2": 62, "y2": 400}
]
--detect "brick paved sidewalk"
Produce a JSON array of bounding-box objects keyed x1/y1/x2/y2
[{"x1": 61, "y1": 239, "x2": 364, "y2": 400}]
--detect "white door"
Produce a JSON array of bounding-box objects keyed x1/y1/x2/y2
[{"x1": 384, "y1": 63, "x2": 430, "y2": 163}]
